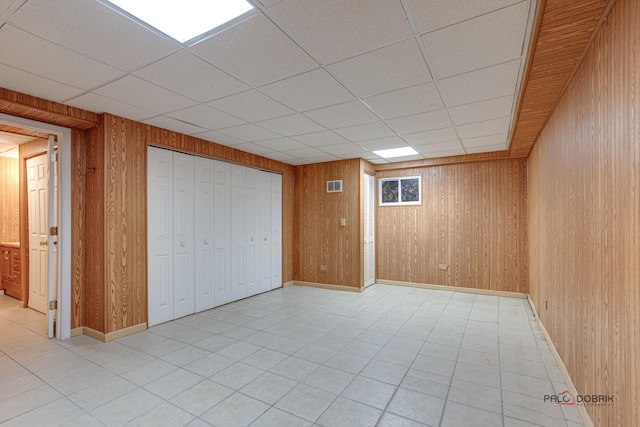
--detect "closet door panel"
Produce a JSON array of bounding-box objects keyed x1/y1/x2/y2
[
  {"x1": 271, "y1": 174, "x2": 282, "y2": 289},
  {"x1": 195, "y1": 157, "x2": 215, "y2": 312},
  {"x1": 214, "y1": 161, "x2": 232, "y2": 306},
  {"x1": 245, "y1": 168, "x2": 259, "y2": 297},
  {"x1": 173, "y1": 152, "x2": 195, "y2": 319},
  {"x1": 147, "y1": 147, "x2": 174, "y2": 326},
  {"x1": 258, "y1": 171, "x2": 272, "y2": 293},
  {"x1": 231, "y1": 165, "x2": 247, "y2": 301}
]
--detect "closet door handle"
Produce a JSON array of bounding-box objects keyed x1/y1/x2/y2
[
  {"x1": 181, "y1": 242, "x2": 186, "y2": 247},
  {"x1": 204, "y1": 239, "x2": 209, "y2": 245}
]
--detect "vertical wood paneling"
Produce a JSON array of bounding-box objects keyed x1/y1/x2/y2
[
  {"x1": 528, "y1": 0, "x2": 639, "y2": 424},
  {"x1": 376, "y1": 159, "x2": 527, "y2": 293},
  {"x1": 0, "y1": 157, "x2": 19, "y2": 243},
  {"x1": 84, "y1": 124, "x2": 105, "y2": 332},
  {"x1": 294, "y1": 159, "x2": 361, "y2": 288},
  {"x1": 70, "y1": 129, "x2": 86, "y2": 329}
]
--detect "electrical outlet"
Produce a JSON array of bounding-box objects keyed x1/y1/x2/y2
[
  {"x1": 320, "y1": 264, "x2": 327, "y2": 271},
  {"x1": 438, "y1": 264, "x2": 448, "y2": 271}
]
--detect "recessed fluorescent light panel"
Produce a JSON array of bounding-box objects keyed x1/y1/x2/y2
[
  {"x1": 106, "y1": 0, "x2": 254, "y2": 43},
  {"x1": 373, "y1": 146, "x2": 419, "y2": 159}
]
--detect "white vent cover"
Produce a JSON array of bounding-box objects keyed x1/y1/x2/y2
[{"x1": 326, "y1": 180, "x2": 343, "y2": 193}]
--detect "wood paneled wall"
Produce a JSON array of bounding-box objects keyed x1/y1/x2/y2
[
  {"x1": 294, "y1": 159, "x2": 362, "y2": 288},
  {"x1": 0, "y1": 157, "x2": 19, "y2": 243},
  {"x1": 528, "y1": 0, "x2": 639, "y2": 424},
  {"x1": 376, "y1": 159, "x2": 528, "y2": 293},
  {"x1": 70, "y1": 129, "x2": 86, "y2": 330},
  {"x1": 83, "y1": 113, "x2": 296, "y2": 333}
]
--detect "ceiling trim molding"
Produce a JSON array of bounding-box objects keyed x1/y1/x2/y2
[
  {"x1": 0, "y1": 88, "x2": 100, "y2": 130},
  {"x1": 508, "y1": 0, "x2": 617, "y2": 158}
]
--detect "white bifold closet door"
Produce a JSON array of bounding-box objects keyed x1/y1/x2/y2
[
  {"x1": 195, "y1": 157, "x2": 215, "y2": 312},
  {"x1": 271, "y1": 174, "x2": 282, "y2": 289},
  {"x1": 148, "y1": 146, "x2": 281, "y2": 326},
  {"x1": 147, "y1": 148, "x2": 175, "y2": 326},
  {"x1": 231, "y1": 165, "x2": 247, "y2": 301}
]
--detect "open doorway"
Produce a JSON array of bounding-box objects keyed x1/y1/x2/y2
[{"x1": 0, "y1": 113, "x2": 72, "y2": 339}]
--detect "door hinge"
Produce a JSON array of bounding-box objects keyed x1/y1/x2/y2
[
  {"x1": 50, "y1": 152, "x2": 58, "y2": 163},
  {"x1": 49, "y1": 300, "x2": 57, "y2": 310},
  {"x1": 50, "y1": 226, "x2": 58, "y2": 236}
]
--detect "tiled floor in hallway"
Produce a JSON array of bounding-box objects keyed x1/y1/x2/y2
[{"x1": 0, "y1": 285, "x2": 584, "y2": 426}]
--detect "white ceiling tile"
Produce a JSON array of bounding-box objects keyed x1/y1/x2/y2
[
  {"x1": 8, "y1": 0, "x2": 180, "y2": 71},
  {"x1": 423, "y1": 3, "x2": 529, "y2": 78},
  {"x1": 255, "y1": 137, "x2": 308, "y2": 151},
  {"x1": 357, "y1": 136, "x2": 407, "y2": 151},
  {"x1": 407, "y1": 0, "x2": 522, "y2": 34},
  {"x1": 466, "y1": 144, "x2": 508, "y2": 154},
  {"x1": 319, "y1": 143, "x2": 368, "y2": 156},
  {"x1": 462, "y1": 134, "x2": 508, "y2": 148},
  {"x1": 423, "y1": 149, "x2": 466, "y2": 158},
  {"x1": 94, "y1": 76, "x2": 197, "y2": 114},
  {"x1": 257, "y1": 114, "x2": 325, "y2": 136},
  {"x1": 364, "y1": 83, "x2": 443, "y2": 120},
  {"x1": 0, "y1": 25, "x2": 123, "y2": 90},
  {"x1": 457, "y1": 117, "x2": 511, "y2": 139},
  {"x1": 260, "y1": 68, "x2": 353, "y2": 112},
  {"x1": 256, "y1": 0, "x2": 284, "y2": 8},
  {"x1": 190, "y1": 14, "x2": 317, "y2": 86},
  {"x1": 0, "y1": 63, "x2": 83, "y2": 102},
  {"x1": 168, "y1": 105, "x2": 245, "y2": 130},
  {"x1": 217, "y1": 124, "x2": 282, "y2": 142},
  {"x1": 143, "y1": 116, "x2": 207, "y2": 136},
  {"x1": 267, "y1": 0, "x2": 413, "y2": 64},
  {"x1": 449, "y1": 95, "x2": 514, "y2": 125},
  {"x1": 334, "y1": 121, "x2": 396, "y2": 142},
  {"x1": 292, "y1": 131, "x2": 348, "y2": 147},
  {"x1": 265, "y1": 152, "x2": 301, "y2": 162},
  {"x1": 368, "y1": 158, "x2": 390, "y2": 164},
  {"x1": 403, "y1": 127, "x2": 458, "y2": 145},
  {"x1": 387, "y1": 110, "x2": 452, "y2": 135},
  {"x1": 281, "y1": 147, "x2": 328, "y2": 159},
  {"x1": 134, "y1": 51, "x2": 249, "y2": 102},
  {"x1": 194, "y1": 130, "x2": 247, "y2": 147},
  {"x1": 414, "y1": 140, "x2": 463, "y2": 154},
  {"x1": 304, "y1": 101, "x2": 378, "y2": 129},
  {"x1": 327, "y1": 39, "x2": 432, "y2": 98},
  {"x1": 439, "y1": 60, "x2": 521, "y2": 107},
  {"x1": 65, "y1": 93, "x2": 155, "y2": 121},
  {"x1": 232, "y1": 143, "x2": 276, "y2": 156},
  {"x1": 208, "y1": 90, "x2": 294, "y2": 122}
]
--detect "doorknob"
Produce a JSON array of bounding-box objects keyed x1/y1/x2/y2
[
  {"x1": 181, "y1": 242, "x2": 186, "y2": 247},
  {"x1": 204, "y1": 239, "x2": 209, "y2": 244},
  {"x1": 39, "y1": 241, "x2": 48, "y2": 247}
]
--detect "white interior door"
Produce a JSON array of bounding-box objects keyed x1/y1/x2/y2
[
  {"x1": 364, "y1": 173, "x2": 375, "y2": 287},
  {"x1": 245, "y1": 167, "x2": 259, "y2": 297},
  {"x1": 173, "y1": 152, "x2": 195, "y2": 319},
  {"x1": 231, "y1": 165, "x2": 247, "y2": 301},
  {"x1": 258, "y1": 171, "x2": 272, "y2": 293},
  {"x1": 195, "y1": 156, "x2": 215, "y2": 312},
  {"x1": 147, "y1": 147, "x2": 174, "y2": 326},
  {"x1": 271, "y1": 174, "x2": 282, "y2": 289},
  {"x1": 27, "y1": 153, "x2": 48, "y2": 314},
  {"x1": 214, "y1": 161, "x2": 232, "y2": 306}
]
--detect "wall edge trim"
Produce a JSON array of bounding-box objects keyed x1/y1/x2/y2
[
  {"x1": 526, "y1": 295, "x2": 594, "y2": 427},
  {"x1": 377, "y1": 279, "x2": 527, "y2": 298},
  {"x1": 292, "y1": 280, "x2": 363, "y2": 293}
]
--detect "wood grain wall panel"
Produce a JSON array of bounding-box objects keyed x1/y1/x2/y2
[
  {"x1": 103, "y1": 114, "x2": 146, "y2": 332},
  {"x1": 0, "y1": 87, "x2": 99, "y2": 130},
  {"x1": 294, "y1": 159, "x2": 361, "y2": 288},
  {"x1": 70, "y1": 129, "x2": 86, "y2": 329},
  {"x1": 376, "y1": 159, "x2": 527, "y2": 293},
  {"x1": 18, "y1": 138, "x2": 48, "y2": 305},
  {"x1": 527, "y1": 142, "x2": 540, "y2": 312},
  {"x1": 528, "y1": 0, "x2": 639, "y2": 424},
  {"x1": 83, "y1": 124, "x2": 105, "y2": 332},
  {"x1": 0, "y1": 157, "x2": 19, "y2": 244}
]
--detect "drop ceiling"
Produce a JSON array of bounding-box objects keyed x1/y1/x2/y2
[{"x1": 0, "y1": 0, "x2": 536, "y2": 165}]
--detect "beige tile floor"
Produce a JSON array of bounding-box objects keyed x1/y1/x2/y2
[{"x1": 0, "y1": 285, "x2": 584, "y2": 427}]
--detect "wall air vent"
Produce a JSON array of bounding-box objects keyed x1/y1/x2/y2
[{"x1": 326, "y1": 180, "x2": 343, "y2": 193}]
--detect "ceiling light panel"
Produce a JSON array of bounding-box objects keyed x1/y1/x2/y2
[
  {"x1": 106, "y1": 0, "x2": 254, "y2": 43},
  {"x1": 373, "y1": 146, "x2": 419, "y2": 159}
]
